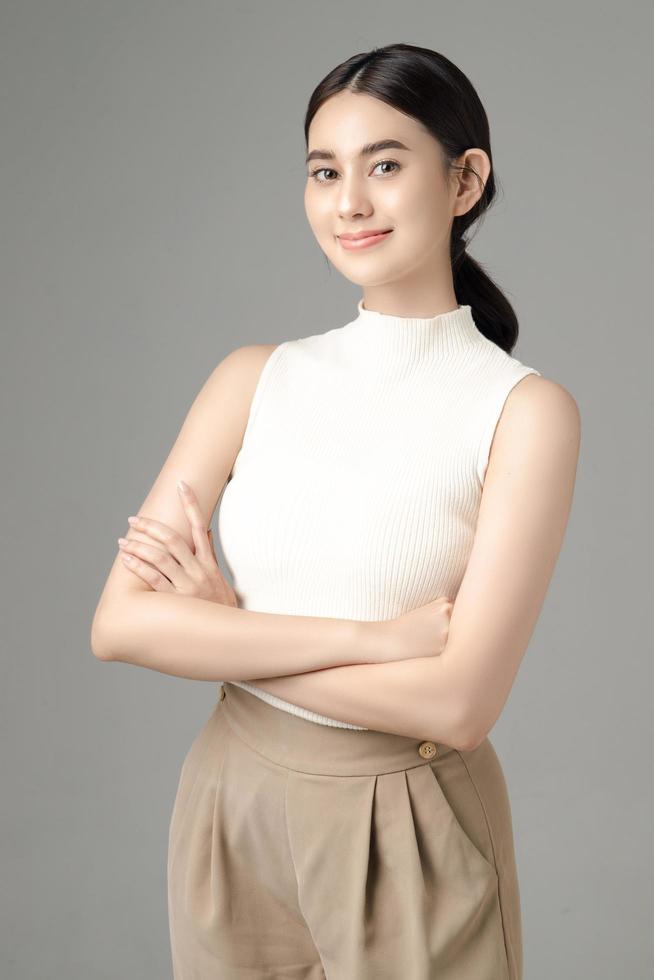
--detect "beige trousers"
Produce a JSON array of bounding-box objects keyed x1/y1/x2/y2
[{"x1": 167, "y1": 681, "x2": 523, "y2": 979}]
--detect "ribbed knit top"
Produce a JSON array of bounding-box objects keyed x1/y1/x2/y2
[{"x1": 217, "y1": 299, "x2": 541, "y2": 728}]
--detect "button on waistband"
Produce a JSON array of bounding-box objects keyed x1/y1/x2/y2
[{"x1": 418, "y1": 740, "x2": 437, "y2": 759}]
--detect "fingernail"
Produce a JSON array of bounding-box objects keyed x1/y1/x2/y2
[
  {"x1": 177, "y1": 480, "x2": 188, "y2": 493},
  {"x1": 127, "y1": 516, "x2": 139, "y2": 526},
  {"x1": 117, "y1": 538, "x2": 128, "y2": 546}
]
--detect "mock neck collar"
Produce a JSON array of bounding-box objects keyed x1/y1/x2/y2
[{"x1": 341, "y1": 298, "x2": 483, "y2": 361}]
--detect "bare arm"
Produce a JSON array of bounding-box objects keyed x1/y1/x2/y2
[
  {"x1": 239, "y1": 654, "x2": 468, "y2": 746},
  {"x1": 245, "y1": 376, "x2": 582, "y2": 749},
  {"x1": 97, "y1": 593, "x2": 381, "y2": 679},
  {"x1": 91, "y1": 343, "x2": 388, "y2": 675}
]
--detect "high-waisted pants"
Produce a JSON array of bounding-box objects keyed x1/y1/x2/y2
[{"x1": 167, "y1": 681, "x2": 523, "y2": 979}]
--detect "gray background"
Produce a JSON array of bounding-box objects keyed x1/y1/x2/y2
[{"x1": 2, "y1": 1, "x2": 651, "y2": 977}]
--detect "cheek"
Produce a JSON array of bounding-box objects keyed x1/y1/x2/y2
[
  {"x1": 398, "y1": 178, "x2": 447, "y2": 222},
  {"x1": 393, "y1": 184, "x2": 451, "y2": 251},
  {"x1": 305, "y1": 189, "x2": 334, "y2": 240}
]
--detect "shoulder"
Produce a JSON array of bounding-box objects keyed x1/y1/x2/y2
[
  {"x1": 492, "y1": 372, "x2": 582, "y2": 474},
  {"x1": 503, "y1": 372, "x2": 581, "y2": 439},
  {"x1": 181, "y1": 344, "x2": 284, "y2": 437},
  {"x1": 221, "y1": 342, "x2": 281, "y2": 375},
  {"x1": 213, "y1": 342, "x2": 283, "y2": 397}
]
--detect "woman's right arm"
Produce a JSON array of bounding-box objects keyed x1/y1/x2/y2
[
  {"x1": 94, "y1": 593, "x2": 383, "y2": 681},
  {"x1": 90, "y1": 344, "x2": 390, "y2": 679}
]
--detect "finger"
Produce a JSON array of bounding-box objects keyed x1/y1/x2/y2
[
  {"x1": 125, "y1": 517, "x2": 197, "y2": 570},
  {"x1": 118, "y1": 537, "x2": 191, "y2": 591},
  {"x1": 123, "y1": 517, "x2": 210, "y2": 592},
  {"x1": 120, "y1": 552, "x2": 175, "y2": 592},
  {"x1": 177, "y1": 481, "x2": 213, "y2": 564}
]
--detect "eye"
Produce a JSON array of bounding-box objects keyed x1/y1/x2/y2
[
  {"x1": 308, "y1": 159, "x2": 402, "y2": 183},
  {"x1": 308, "y1": 167, "x2": 338, "y2": 183},
  {"x1": 371, "y1": 159, "x2": 401, "y2": 177}
]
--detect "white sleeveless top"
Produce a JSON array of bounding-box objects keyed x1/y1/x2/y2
[{"x1": 217, "y1": 299, "x2": 541, "y2": 728}]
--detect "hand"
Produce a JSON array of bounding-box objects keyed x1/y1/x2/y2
[
  {"x1": 371, "y1": 596, "x2": 454, "y2": 663},
  {"x1": 117, "y1": 480, "x2": 239, "y2": 606}
]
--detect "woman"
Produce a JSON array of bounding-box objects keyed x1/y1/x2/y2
[{"x1": 92, "y1": 43, "x2": 580, "y2": 979}]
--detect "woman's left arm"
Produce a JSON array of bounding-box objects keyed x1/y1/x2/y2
[{"x1": 250, "y1": 376, "x2": 581, "y2": 748}]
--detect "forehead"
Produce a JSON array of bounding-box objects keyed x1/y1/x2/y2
[{"x1": 307, "y1": 91, "x2": 425, "y2": 154}]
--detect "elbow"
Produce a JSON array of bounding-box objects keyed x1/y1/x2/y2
[
  {"x1": 454, "y1": 700, "x2": 492, "y2": 753},
  {"x1": 443, "y1": 689, "x2": 487, "y2": 753},
  {"x1": 426, "y1": 662, "x2": 485, "y2": 752},
  {"x1": 455, "y1": 725, "x2": 486, "y2": 754},
  {"x1": 92, "y1": 642, "x2": 114, "y2": 662},
  {"x1": 91, "y1": 630, "x2": 114, "y2": 662},
  {"x1": 90, "y1": 610, "x2": 117, "y2": 662}
]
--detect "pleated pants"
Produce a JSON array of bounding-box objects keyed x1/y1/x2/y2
[{"x1": 167, "y1": 681, "x2": 523, "y2": 979}]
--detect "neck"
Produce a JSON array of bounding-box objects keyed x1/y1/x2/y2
[
  {"x1": 342, "y1": 297, "x2": 483, "y2": 364},
  {"x1": 359, "y1": 291, "x2": 460, "y2": 320}
]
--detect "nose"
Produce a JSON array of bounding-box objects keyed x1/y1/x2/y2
[{"x1": 336, "y1": 174, "x2": 372, "y2": 220}]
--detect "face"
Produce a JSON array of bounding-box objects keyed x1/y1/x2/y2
[{"x1": 304, "y1": 90, "x2": 487, "y2": 307}]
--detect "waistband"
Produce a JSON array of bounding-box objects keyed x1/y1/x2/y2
[{"x1": 220, "y1": 681, "x2": 456, "y2": 776}]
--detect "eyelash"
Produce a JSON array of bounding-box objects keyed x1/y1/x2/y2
[{"x1": 308, "y1": 159, "x2": 401, "y2": 184}]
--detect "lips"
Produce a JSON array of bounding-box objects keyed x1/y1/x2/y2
[
  {"x1": 338, "y1": 228, "x2": 393, "y2": 240},
  {"x1": 337, "y1": 229, "x2": 394, "y2": 251}
]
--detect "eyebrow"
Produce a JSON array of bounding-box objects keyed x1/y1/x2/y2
[{"x1": 305, "y1": 138, "x2": 412, "y2": 166}]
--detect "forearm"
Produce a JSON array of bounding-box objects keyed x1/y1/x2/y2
[
  {"x1": 246, "y1": 651, "x2": 468, "y2": 747},
  {"x1": 93, "y1": 592, "x2": 381, "y2": 680}
]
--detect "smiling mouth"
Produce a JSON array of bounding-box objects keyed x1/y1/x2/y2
[{"x1": 337, "y1": 230, "x2": 393, "y2": 250}]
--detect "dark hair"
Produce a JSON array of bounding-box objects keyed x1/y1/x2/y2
[{"x1": 304, "y1": 42, "x2": 521, "y2": 354}]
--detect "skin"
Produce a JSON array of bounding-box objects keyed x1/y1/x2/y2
[
  {"x1": 92, "y1": 91, "x2": 581, "y2": 750},
  {"x1": 303, "y1": 90, "x2": 486, "y2": 318}
]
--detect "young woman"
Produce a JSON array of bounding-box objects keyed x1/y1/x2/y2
[{"x1": 92, "y1": 43, "x2": 580, "y2": 980}]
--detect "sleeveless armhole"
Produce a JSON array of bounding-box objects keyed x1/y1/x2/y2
[
  {"x1": 240, "y1": 340, "x2": 290, "y2": 452},
  {"x1": 475, "y1": 366, "x2": 542, "y2": 488}
]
